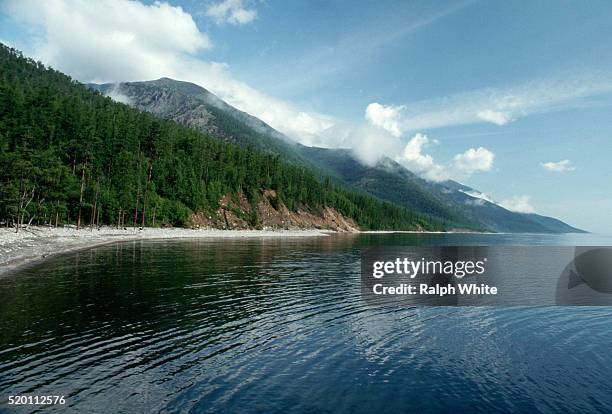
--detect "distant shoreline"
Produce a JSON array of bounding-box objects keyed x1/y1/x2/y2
[
  {"x1": 360, "y1": 230, "x2": 494, "y2": 234},
  {"x1": 0, "y1": 226, "x2": 334, "y2": 277}
]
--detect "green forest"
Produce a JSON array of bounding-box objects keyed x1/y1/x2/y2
[{"x1": 0, "y1": 43, "x2": 446, "y2": 231}]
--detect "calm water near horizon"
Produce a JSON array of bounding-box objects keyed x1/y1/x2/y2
[{"x1": 2, "y1": 232, "x2": 612, "y2": 413}]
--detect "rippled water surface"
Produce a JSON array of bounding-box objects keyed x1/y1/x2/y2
[{"x1": 2, "y1": 233, "x2": 612, "y2": 413}]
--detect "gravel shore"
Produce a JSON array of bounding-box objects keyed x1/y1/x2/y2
[{"x1": 0, "y1": 226, "x2": 331, "y2": 276}]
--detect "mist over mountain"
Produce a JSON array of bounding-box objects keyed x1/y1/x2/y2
[{"x1": 90, "y1": 77, "x2": 584, "y2": 234}]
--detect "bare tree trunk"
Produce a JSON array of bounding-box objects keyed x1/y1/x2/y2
[
  {"x1": 117, "y1": 208, "x2": 121, "y2": 229},
  {"x1": 223, "y1": 210, "x2": 231, "y2": 229},
  {"x1": 76, "y1": 168, "x2": 85, "y2": 230},
  {"x1": 133, "y1": 201, "x2": 139, "y2": 230},
  {"x1": 121, "y1": 209, "x2": 125, "y2": 229},
  {"x1": 152, "y1": 203, "x2": 157, "y2": 227},
  {"x1": 20, "y1": 189, "x2": 35, "y2": 229},
  {"x1": 133, "y1": 149, "x2": 144, "y2": 230},
  {"x1": 16, "y1": 188, "x2": 24, "y2": 233},
  {"x1": 16, "y1": 187, "x2": 35, "y2": 233},
  {"x1": 35, "y1": 196, "x2": 45, "y2": 228},
  {"x1": 55, "y1": 201, "x2": 59, "y2": 228},
  {"x1": 96, "y1": 206, "x2": 100, "y2": 229},
  {"x1": 133, "y1": 182, "x2": 141, "y2": 230},
  {"x1": 90, "y1": 179, "x2": 99, "y2": 231},
  {"x1": 141, "y1": 165, "x2": 152, "y2": 228}
]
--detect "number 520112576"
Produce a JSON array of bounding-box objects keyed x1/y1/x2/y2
[{"x1": 8, "y1": 395, "x2": 66, "y2": 405}]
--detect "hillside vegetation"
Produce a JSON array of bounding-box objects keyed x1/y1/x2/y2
[
  {"x1": 0, "y1": 44, "x2": 450, "y2": 231},
  {"x1": 99, "y1": 77, "x2": 583, "y2": 233}
]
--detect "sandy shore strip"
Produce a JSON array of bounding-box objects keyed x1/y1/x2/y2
[{"x1": 0, "y1": 226, "x2": 332, "y2": 276}]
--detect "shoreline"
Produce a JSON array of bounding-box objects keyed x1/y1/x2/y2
[
  {"x1": 0, "y1": 226, "x2": 334, "y2": 276},
  {"x1": 2, "y1": 226, "x2": 582, "y2": 277}
]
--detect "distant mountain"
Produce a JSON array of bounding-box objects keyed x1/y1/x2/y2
[
  {"x1": 436, "y1": 181, "x2": 585, "y2": 233},
  {"x1": 90, "y1": 78, "x2": 585, "y2": 234}
]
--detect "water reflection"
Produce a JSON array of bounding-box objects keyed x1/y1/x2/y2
[{"x1": 1, "y1": 233, "x2": 612, "y2": 413}]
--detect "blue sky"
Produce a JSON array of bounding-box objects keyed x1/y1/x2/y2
[{"x1": 2, "y1": 0, "x2": 612, "y2": 232}]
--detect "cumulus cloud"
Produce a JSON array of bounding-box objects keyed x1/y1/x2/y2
[
  {"x1": 351, "y1": 126, "x2": 403, "y2": 166},
  {"x1": 540, "y1": 159, "x2": 576, "y2": 172},
  {"x1": 451, "y1": 147, "x2": 494, "y2": 175},
  {"x1": 362, "y1": 106, "x2": 496, "y2": 181},
  {"x1": 499, "y1": 195, "x2": 535, "y2": 214},
  {"x1": 395, "y1": 133, "x2": 447, "y2": 181},
  {"x1": 392, "y1": 133, "x2": 494, "y2": 182},
  {"x1": 2, "y1": 0, "x2": 333, "y2": 143},
  {"x1": 2, "y1": 0, "x2": 211, "y2": 82},
  {"x1": 365, "y1": 103, "x2": 405, "y2": 137},
  {"x1": 205, "y1": 0, "x2": 257, "y2": 25}
]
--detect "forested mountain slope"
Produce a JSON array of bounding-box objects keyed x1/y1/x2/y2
[
  {"x1": 90, "y1": 78, "x2": 478, "y2": 229},
  {"x1": 0, "y1": 43, "x2": 447, "y2": 231},
  {"x1": 98, "y1": 77, "x2": 583, "y2": 233}
]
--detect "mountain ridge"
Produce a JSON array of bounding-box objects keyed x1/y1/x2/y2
[
  {"x1": 90, "y1": 78, "x2": 307, "y2": 164},
  {"x1": 91, "y1": 77, "x2": 584, "y2": 234}
]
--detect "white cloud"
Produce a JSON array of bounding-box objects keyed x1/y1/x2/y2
[
  {"x1": 451, "y1": 147, "x2": 494, "y2": 175},
  {"x1": 363, "y1": 106, "x2": 495, "y2": 181},
  {"x1": 476, "y1": 110, "x2": 513, "y2": 126},
  {"x1": 3, "y1": 0, "x2": 212, "y2": 82},
  {"x1": 365, "y1": 103, "x2": 404, "y2": 137},
  {"x1": 540, "y1": 159, "x2": 576, "y2": 172},
  {"x1": 347, "y1": 125, "x2": 403, "y2": 166},
  {"x1": 499, "y1": 195, "x2": 535, "y2": 214},
  {"x1": 395, "y1": 133, "x2": 447, "y2": 181},
  {"x1": 370, "y1": 73, "x2": 612, "y2": 131},
  {"x1": 206, "y1": 0, "x2": 257, "y2": 25},
  {"x1": 393, "y1": 134, "x2": 494, "y2": 182},
  {"x1": 2, "y1": 0, "x2": 332, "y2": 144}
]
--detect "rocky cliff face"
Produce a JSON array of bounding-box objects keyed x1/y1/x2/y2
[{"x1": 189, "y1": 190, "x2": 359, "y2": 232}]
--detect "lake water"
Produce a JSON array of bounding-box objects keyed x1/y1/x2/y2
[{"x1": 2, "y1": 233, "x2": 612, "y2": 413}]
